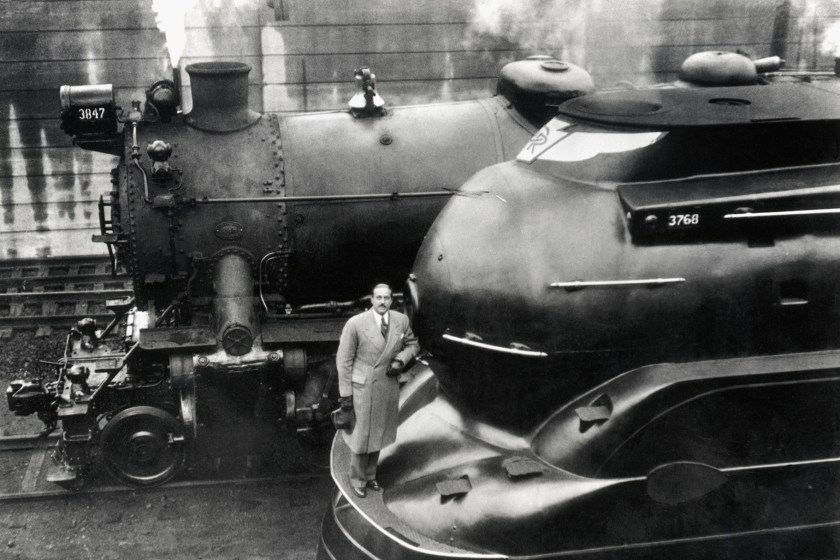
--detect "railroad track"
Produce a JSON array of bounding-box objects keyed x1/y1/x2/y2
[
  {"x1": 0, "y1": 255, "x2": 132, "y2": 330},
  {"x1": 0, "y1": 432, "x2": 329, "y2": 503}
]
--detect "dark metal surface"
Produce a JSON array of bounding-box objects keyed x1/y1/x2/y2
[
  {"x1": 558, "y1": 77, "x2": 840, "y2": 127},
  {"x1": 138, "y1": 326, "x2": 216, "y2": 351},
  {"x1": 261, "y1": 317, "x2": 346, "y2": 345},
  {"x1": 119, "y1": 87, "x2": 535, "y2": 308},
  {"x1": 69, "y1": 60, "x2": 565, "y2": 317}
]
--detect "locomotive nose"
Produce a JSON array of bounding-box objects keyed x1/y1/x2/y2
[
  {"x1": 410, "y1": 163, "x2": 518, "y2": 346},
  {"x1": 409, "y1": 160, "x2": 634, "y2": 424}
]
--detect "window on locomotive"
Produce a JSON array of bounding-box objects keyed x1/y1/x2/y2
[{"x1": 596, "y1": 377, "x2": 840, "y2": 478}]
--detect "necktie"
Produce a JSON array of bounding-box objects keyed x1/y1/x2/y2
[{"x1": 381, "y1": 315, "x2": 389, "y2": 339}]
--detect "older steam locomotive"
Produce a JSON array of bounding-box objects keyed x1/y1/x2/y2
[
  {"x1": 5, "y1": 57, "x2": 594, "y2": 486},
  {"x1": 320, "y1": 53, "x2": 840, "y2": 559}
]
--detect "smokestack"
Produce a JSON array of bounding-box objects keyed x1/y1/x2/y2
[
  {"x1": 835, "y1": 57, "x2": 840, "y2": 77},
  {"x1": 184, "y1": 61, "x2": 260, "y2": 132}
]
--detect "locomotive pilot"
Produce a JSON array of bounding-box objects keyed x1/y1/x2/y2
[{"x1": 335, "y1": 283, "x2": 420, "y2": 498}]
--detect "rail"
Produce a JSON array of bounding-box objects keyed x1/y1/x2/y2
[
  {"x1": 0, "y1": 255, "x2": 131, "y2": 330},
  {"x1": 0, "y1": 432, "x2": 328, "y2": 502}
]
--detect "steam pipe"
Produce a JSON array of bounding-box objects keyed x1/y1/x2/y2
[
  {"x1": 190, "y1": 191, "x2": 455, "y2": 204},
  {"x1": 133, "y1": 157, "x2": 152, "y2": 204},
  {"x1": 259, "y1": 252, "x2": 284, "y2": 313},
  {"x1": 172, "y1": 66, "x2": 182, "y2": 112}
]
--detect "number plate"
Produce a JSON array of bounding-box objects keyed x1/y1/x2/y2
[
  {"x1": 61, "y1": 104, "x2": 117, "y2": 136},
  {"x1": 666, "y1": 212, "x2": 701, "y2": 229},
  {"x1": 627, "y1": 207, "x2": 708, "y2": 239},
  {"x1": 76, "y1": 106, "x2": 110, "y2": 121}
]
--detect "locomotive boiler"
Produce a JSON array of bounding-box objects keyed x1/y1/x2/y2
[
  {"x1": 320, "y1": 53, "x2": 840, "y2": 559},
  {"x1": 5, "y1": 57, "x2": 594, "y2": 487}
]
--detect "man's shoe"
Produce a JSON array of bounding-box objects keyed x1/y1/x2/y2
[
  {"x1": 366, "y1": 480, "x2": 382, "y2": 491},
  {"x1": 352, "y1": 486, "x2": 366, "y2": 498}
]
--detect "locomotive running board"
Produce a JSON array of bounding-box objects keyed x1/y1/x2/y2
[
  {"x1": 138, "y1": 327, "x2": 216, "y2": 351},
  {"x1": 261, "y1": 316, "x2": 345, "y2": 347}
]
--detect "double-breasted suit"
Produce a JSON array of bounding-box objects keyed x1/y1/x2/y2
[{"x1": 336, "y1": 308, "x2": 420, "y2": 454}]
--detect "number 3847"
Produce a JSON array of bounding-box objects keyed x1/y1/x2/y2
[
  {"x1": 77, "y1": 107, "x2": 106, "y2": 120},
  {"x1": 668, "y1": 213, "x2": 700, "y2": 227}
]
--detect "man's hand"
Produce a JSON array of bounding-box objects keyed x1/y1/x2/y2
[
  {"x1": 332, "y1": 396, "x2": 355, "y2": 432},
  {"x1": 386, "y1": 359, "x2": 404, "y2": 377}
]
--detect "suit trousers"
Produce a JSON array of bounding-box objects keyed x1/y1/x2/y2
[{"x1": 350, "y1": 451, "x2": 381, "y2": 488}]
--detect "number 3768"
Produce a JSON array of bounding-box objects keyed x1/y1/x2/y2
[{"x1": 668, "y1": 213, "x2": 700, "y2": 227}]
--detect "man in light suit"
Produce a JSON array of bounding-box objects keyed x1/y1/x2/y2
[{"x1": 336, "y1": 283, "x2": 420, "y2": 498}]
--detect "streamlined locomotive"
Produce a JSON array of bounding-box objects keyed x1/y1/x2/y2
[
  {"x1": 6, "y1": 57, "x2": 594, "y2": 487},
  {"x1": 320, "y1": 53, "x2": 840, "y2": 559}
]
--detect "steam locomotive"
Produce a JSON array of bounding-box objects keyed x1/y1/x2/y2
[
  {"x1": 5, "y1": 57, "x2": 595, "y2": 487},
  {"x1": 319, "y1": 53, "x2": 840, "y2": 559}
]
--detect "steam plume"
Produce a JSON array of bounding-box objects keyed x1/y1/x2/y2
[
  {"x1": 152, "y1": 0, "x2": 195, "y2": 68},
  {"x1": 465, "y1": 0, "x2": 592, "y2": 63},
  {"x1": 821, "y1": 20, "x2": 840, "y2": 58},
  {"x1": 152, "y1": 0, "x2": 262, "y2": 69}
]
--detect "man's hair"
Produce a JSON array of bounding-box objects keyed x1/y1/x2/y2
[{"x1": 372, "y1": 283, "x2": 392, "y2": 295}]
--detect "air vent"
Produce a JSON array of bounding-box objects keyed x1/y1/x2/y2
[
  {"x1": 575, "y1": 393, "x2": 613, "y2": 433},
  {"x1": 568, "y1": 97, "x2": 663, "y2": 117},
  {"x1": 709, "y1": 98, "x2": 751, "y2": 106},
  {"x1": 436, "y1": 475, "x2": 472, "y2": 498},
  {"x1": 502, "y1": 457, "x2": 545, "y2": 479}
]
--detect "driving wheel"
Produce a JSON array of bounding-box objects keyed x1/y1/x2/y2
[{"x1": 100, "y1": 406, "x2": 185, "y2": 486}]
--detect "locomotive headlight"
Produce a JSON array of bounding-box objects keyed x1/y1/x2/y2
[{"x1": 59, "y1": 84, "x2": 118, "y2": 137}]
